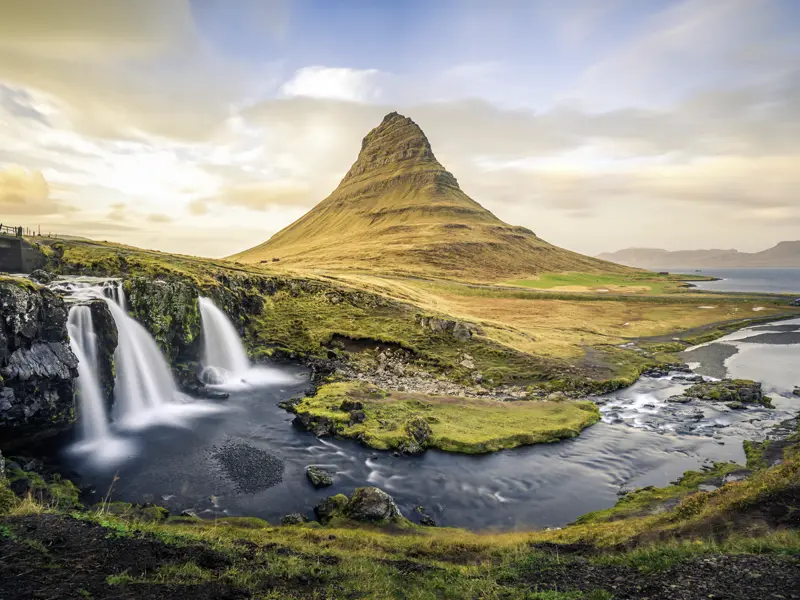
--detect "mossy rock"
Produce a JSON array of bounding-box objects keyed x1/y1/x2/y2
[{"x1": 94, "y1": 501, "x2": 169, "y2": 522}]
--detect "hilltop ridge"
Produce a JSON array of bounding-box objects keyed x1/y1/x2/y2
[{"x1": 232, "y1": 112, "x2": 631, "y2": 280}]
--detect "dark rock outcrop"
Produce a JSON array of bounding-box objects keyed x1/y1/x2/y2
[
  {"x1": 87, "y1": 299, "x2": 118, "y2": 409},
  {"x1": 398, "y1": 415, "x2": 431, "y2": 454},
  {"x1": 683, "y1": 379, "x2": 769, "y2": 406},
  {"x1": 125, "y1": 278, "x2": 201, "y2": 363},
  {"x1": 0, "y1": 280, "x2": 78, "y2": 447}
]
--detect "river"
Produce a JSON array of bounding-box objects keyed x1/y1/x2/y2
[{"x1": 52, "y1": 312, "x2": 799, "y2": 530}]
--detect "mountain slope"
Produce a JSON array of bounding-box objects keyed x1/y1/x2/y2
[
  {"x1": 597, "y1": 241, "x2": 800, "y2": 268},
  {"x1": 232, "y1": 112, "x2": 632, "y2": 279}
]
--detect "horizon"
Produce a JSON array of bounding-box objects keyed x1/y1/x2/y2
[{"x1": 1, "y1": 0, "x2": 799, "y2": 258}]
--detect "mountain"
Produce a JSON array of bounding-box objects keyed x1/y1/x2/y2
[
  {"x1": 232, "y1": 112, "x2": 629, "y2": 279},
  {"x1": 597, "y1": 241, "x2": 800, "y2": 269}
]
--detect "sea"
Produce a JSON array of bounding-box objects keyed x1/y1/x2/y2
[{"x1": 668, "y1": 267, "x2": 800, "y2": 294}]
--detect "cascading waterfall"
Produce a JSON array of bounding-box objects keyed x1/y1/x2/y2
[
  {"x1": 198, "y1": 297, "x2": 251, "y2": 376},
  {"x1": 198, "y1": 296, "x2": 297, "y2": 388},
  {"x1": 104, "y1": 299, "x2": 183, "y2": 428},
  {"x1": 67, "y1": 305, "x2": 110, "y2": 444}
]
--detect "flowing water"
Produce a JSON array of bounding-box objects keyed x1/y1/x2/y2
[
  {"x1": 48, "y1": 277, "x2": 800, "y2": 530},
  {"x1": 67, "y1": 306, "x2": 109, "y2": 443},
  {"x1": 199, "y1": 297, "x2": 250, "y2": 376}
]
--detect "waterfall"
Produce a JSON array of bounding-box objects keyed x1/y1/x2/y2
[
  {"x1": 104, "y1": 299, "x2": 182, "y2": 429},
  {"x1": 198, "y1": 296, "x2": 297, "y2": 388},
  {"x1": 198, "y1": 297, "x2": 250, "y2": 375},
  {"x1": 67, "y1": 305, "x2": 109, "y2": 443}
]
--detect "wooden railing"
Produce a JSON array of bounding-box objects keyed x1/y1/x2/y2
[{"x1": 0, "y1": 224, "x2": 60, "y2": 238}]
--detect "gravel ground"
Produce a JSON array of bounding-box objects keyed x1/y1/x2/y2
[{"x1": 210, "y1": 441, "x2": 284, "y2": 494}]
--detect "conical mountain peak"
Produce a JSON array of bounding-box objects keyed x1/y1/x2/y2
[
  {"x1": 232, "y1": 113, "x2": 628, "y2": 279},
  {"x1": 339, "y1": 112, "x2": 454, "y2": 190}
]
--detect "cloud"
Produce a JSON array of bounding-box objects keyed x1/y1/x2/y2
[
  {"x1": 147, "y1": 213, "x2": 173, "y2": 223},
  {"x1": 0, "y1": 0, "x2": 249, "y2": 141},
  {"x1": 281, "y1": 67, "x2": 385, "y2": 103},
  {"x1": 0, "y1": 165, "x2": 71, "y2": 215},
  {"x1": 199, "y1": 180, "x2": 315, "y2": 212}
]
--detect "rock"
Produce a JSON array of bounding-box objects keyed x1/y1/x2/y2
[
  {"x1": 28, "y1": 269, "x2": 56, "y2": 284},
  {"x1": 292, "y1": 413, "x2": 335, "y2": 437},
  {"x1": 684, "y1": 379, "x2": 768, "y2": 406},
  {"x1": 666, "y1": 395, "x2": 692, "y2": 403},
  {"x1": 349, "y1": 410, "x2": 366, "y2": 424},
  {"x1": 180, "y1": 509, "x2": 199, "y2": 518},
  {"x1": 726, "y1": 402, "x2": 746, "y2": 410},
  {"x1": 314, "y1": 494, "x2": 348, "y2": 524},
  {"x1": 793, "y1": 386, "x2": 800, "y2": 397},
  {"x1": 306, "y1": 466, "x2": 334, "y2": 488},
  {"x1": 277, "y1": 397, "x2": 302, "y2": 411},
  {"x1": 200, "y1": 366, "x2": 226, "y2": 385},
  {"x1": 339, "y1": 399, "x2": 363, "y2": 411},
  {"x1": 419, "y1": 515, "x2": 437, "y2": 527},
  {"x1": 281, "y1": 513, "x2": 308, "y2": 525},
  {"x1": 0, "y1": 281, "x2": 80, "y2": 445},
  {"x1": 344, "y1": 487, "x2": 403, "y2": 523},
  {"x1": 398, "y1": 415, "x2": 431, "y2": 454},
  {"x1": 414, "y1": 314, "x2": 480, "y2": 341}
]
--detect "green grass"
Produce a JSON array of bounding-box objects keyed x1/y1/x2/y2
[
  {"x1": 291, "y1": 382, "x2": 601, "y2": 453},
  {"x1": 505, "y1": 271, "x2": 707, "y2": 295}
]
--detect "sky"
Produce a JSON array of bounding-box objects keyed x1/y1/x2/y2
[{"x1": 0, "y1": 0, "x2": 798, "y2": 258}]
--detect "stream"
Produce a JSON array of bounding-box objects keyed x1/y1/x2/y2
[{"x1": 53, "y1": 313, "x2": 799, "y2": 530}]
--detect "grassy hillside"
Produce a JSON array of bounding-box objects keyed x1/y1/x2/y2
[
  {"x1": 230, "y1": 113, "x2": 634, "y2": 281},
  {"x1": 41, "y1": 238, "x2": 800, "y2": 391}
]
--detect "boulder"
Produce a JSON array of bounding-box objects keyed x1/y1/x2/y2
[
  {"x1": 726, "y1": 402, "x2": 746, "y2": 410},
  {"x1": 344, "y1": 487, "x2": 403, "y2": 523},
  {"x1": 793, "y1": 386, "x2": 800, "y2": 397},
  {"x1": 666, "y1": 395, "x2": 692, "y2": 404},
  {"x1": 399, "y1": 415, "x2": 431, "y2": 454},
  {"x1": 28, "y1": 270, "x2": 56, "y2": 284},
  {"x1": 306, "y1": 466, "x2": 334, "y2": 488},
  {"x1": 314, "y1": 494, "x2": 348, "y2": 524},
  {"x1": 349, "y1": 410, "x2": 366, "y2": 425},
  {"x1": 339, "y1": 399, "x2": 363, "y2": 411},
  {"x1": 281, "y1": 513, "x2": 308, "y2": 525}
]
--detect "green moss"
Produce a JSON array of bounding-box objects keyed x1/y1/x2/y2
[
  {"x1": 575, "y1": 462, "x2": 741, "y2": 525},
  {"x1": 7, "y1": 469, "x2": 80, "y2": 508},
  {"x1": 743, "y1": 440, "x2": 770, "y2": 469},
  {"x1": 0, "y1": 481, "x2": 17, "y2": 515},
  {"x1": 292, "y1": 382, "x2": 600, "y2": 454}
]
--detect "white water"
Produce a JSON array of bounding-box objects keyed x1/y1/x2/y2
[
  {"x1": 67, "y1": 306, "x2": 109, "y2": 442},
  {"x1": 105, "y1": 299, "x2": 184, "y2": 429},
  {"x1": 198, "y1": 297, "x2": 250, "y2": 375},
  {"x1": 198, "y1": 297, "x2": 297, "y2": 389},
  {"x1": 66, "y1": 303, "x2": 134, "y2": 466}
]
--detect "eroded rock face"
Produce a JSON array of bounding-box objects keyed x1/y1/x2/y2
[
  {"x1": 0, "y1": 281, "x2": 78, "y2": 447},
  {"x1": 125, "y1": 277, "x2": 201, "y2": 363},
  {"x1": 414, "y1": 314, "x2": 482, "y2": 341}
]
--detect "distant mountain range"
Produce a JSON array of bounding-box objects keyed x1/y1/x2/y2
[{"x1": 597, "y1": 241, "x2": 800, "y2": 269}]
